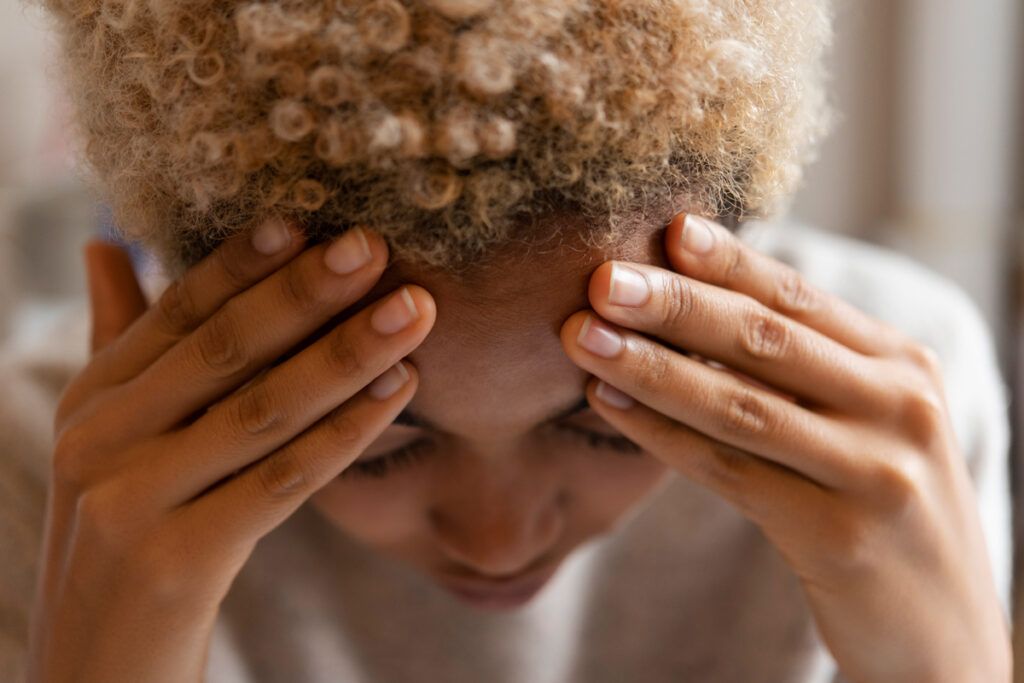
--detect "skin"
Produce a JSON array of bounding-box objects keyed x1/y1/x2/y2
[
  {"x1": 307, "y1": 214, "x2": 674, "y2": 579},
  {"x1": 27, "y1": 211, "x2": 1011, "y2": 682}
]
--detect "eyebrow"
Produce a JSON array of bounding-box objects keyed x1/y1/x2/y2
[{"x1": 393, "y1": 395, "x2": 590, "y2": 431}]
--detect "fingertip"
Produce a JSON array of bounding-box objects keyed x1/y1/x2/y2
[
  {"x1": 84, "y1": 238, "x2": 130, "y2": 265},
  {"x1": 588, "y1": 261, "x2": 614, "y2": 308},
  {"x1": 663, "y1": 214, "x2": 691, "y2": 274},
  {"x1": 665, "y1": 212, "x2": 722, "y2": 268},
  {"x1": 664, "y1": 212, "x2": 687, "y2": 250},
  {"x1": 403, "y1": 284, "x2": 437, "y2": 325},
  {"x1": 82, "y1": 239, "x2": 102, "y2": 283},
  {"x1": 559, "y1": 310, "x2": 591, "y2": 346},
  {"x1": 399, "y1": 358, "x2": 419, "y2": 381},
  {"x1": 368, "y1": 359, "x2": 419, "y2": 401},
  {"x1": 357, "y1": 225, "x2": 390, "y2": 264},
  {"x1": 84, "y1": 240, "x2": 142, "y2": 296},
  {"x1": 592, "y1": 379, "x2": 637, "y2": 411}
]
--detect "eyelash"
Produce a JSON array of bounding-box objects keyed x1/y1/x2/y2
[
  {"x1": 342, "y1": 438, "x2": 432, "y2": 479},
  {"x1": 340, "y1": 425, "x2": 643, "y2": 479}
]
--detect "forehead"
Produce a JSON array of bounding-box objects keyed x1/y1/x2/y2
[{"x1": 364, "y1": 216, "x2": 671, "y2": 438}]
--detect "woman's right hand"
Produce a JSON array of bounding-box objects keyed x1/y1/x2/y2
[{"x1": 27, "y1": 219, "x2": 436, "y2": 683}]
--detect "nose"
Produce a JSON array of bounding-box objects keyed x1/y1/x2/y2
[{"x1": 429, "y1": 456, "x2": 566, "y2": 578}]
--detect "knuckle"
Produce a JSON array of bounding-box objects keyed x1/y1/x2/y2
[
  {"x1": 896, "y1": 384, "x2": 947, "y2": 447},
  {"x1": 721, "y1": 388, "x2": 771, "y2": 438},
  {"x1": 54, "y1": 374, "x2": 94, "y2": 433},
  {"x1": 157, "y1": 277, "x2": 202, "y2": 335},
  {"x1": 280, "y1": 260, "x2": 328, "y2": 316},
  {"x1": 53, "y1": 387, "x2": 79, "y2": 434},
  {"x1": 52, "y1": 422, "x2": 97, "y2": 491},
  {"x1": 738, "y1": 310, "x2": 791, "y2": 360},
  {"x1": 721, "y1": 241, "x2": 747, "y2": 287},
  {"x1": 213, "y1": 244, "x2": 252, "y2": 291},
  {"x1": 660, "y1": 276, "x2": 695, "y2": 329},
  {"x1": 903, "y1": 342, "x2": 943, "y2": 377},
  {"x1": 863, "y1": 456, "x2": 926, "y2": 512},
  {"x1": 323, "y1": 408, "x2": 363, "y2": 445},
  {"x1": 75, "y1": 485, "x2": 132, "y2": 551},
  {"x1": 324, "y1": 330, "x2": 365, "y2": 378},
  {"x1": 775, "y1": 267, "x2": 820, "y2": 314},
  {"x1": 228, "y1": 385, "x2": 282, "y2": 438},
  {"x1": 631, "y1": 344, "x2": 672, "y2": 396},
  {"x1": 253, "y1": 453, "x2": 308, "y2": 499},
  {"x1": 192, "y1": 306, "x2": 250, "y2": 377},
  {"x1": 702, "y1": 444, "x2": 757, "y2": 507}
]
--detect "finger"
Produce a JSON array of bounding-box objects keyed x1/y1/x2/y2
[
  {"x1": 561, "y1": 311, "x2": 860, "y2": 488},
  {"x1": 125, "y1": 285, "x2": 435, "y2": 506},
  {"x1": 172, "y1": 361, "x2": 418, "y2": 557},
  {"x1": 583, "y1": 377, "x2": 831, "y2": 535},
  {"x1": 588, "y1": 260, "x2": 883, "y2": 411},
  {"x1": 101, "y1": 227, "x2": 389, "y2": 442},
  {"x1": 62, "y1": 217, "x2": 307, "y2": 421},
  {"x1": 84, "y1": 240, "x2": 149, "y2": 355},
  {"x1": 665, "y1": 214, "x2": 910, "y2": 357}
]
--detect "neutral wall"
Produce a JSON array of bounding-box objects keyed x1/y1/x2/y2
[{"x1": 790, "y1": 0, "x2": 1022, "y2": 358}]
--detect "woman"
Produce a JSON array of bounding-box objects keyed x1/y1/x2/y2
[{"x1": 2, "y1": 0, "x2": 1012, "y2": 680}]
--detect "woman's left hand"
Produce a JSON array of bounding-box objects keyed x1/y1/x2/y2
[{"x1": 560, "y1": 213, "x2": 1011, "y2": 683}]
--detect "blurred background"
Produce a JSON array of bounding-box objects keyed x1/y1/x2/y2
[{"x1": 1, "y1": 0, "x2": 1022, "y2": 668}]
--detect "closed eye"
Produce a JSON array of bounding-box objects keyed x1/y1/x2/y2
[
  {"x1": 553, "y1": 423, "x2": 643, "y2": 455},
  {"x1": 339, "y1": 424, "x2": 643, "y2": 480},
  {"x1": 341, "y1": 438, "x2": 432, "y2": 479}
]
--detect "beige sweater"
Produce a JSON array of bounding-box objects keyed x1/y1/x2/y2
[{"x1": 0, "y1": 221, "x2": 1012, "y2": 682}]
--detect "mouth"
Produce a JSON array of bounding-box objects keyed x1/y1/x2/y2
[{"x1": 435, "y1": 561, "x2": 560, "y2": 610}]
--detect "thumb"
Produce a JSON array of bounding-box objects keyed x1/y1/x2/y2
[{"x1": 84, "y1": 239, "x2": 149, "y2": 355}]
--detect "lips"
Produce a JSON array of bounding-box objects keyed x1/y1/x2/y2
[{"x1": 436, "y1": 562, "x2": 560, "y2": 610}]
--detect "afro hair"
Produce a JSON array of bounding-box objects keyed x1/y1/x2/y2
[{"x1": 39, "y1": 0, "x2": 833, "y2": 276}]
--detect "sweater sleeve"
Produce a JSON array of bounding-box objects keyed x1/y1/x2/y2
[{"x1": 930, "y1": 279, "x2": 1014, "y2": 622}]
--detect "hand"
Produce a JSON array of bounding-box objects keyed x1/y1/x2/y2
[
  {"x1": 28, "y1": 221, "x2": 435, "y2": 682},
  {"x1": 560, "y1": 214, "x2": 1011, "y2": 682}
]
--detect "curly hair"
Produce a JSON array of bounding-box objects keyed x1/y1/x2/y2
[{"x1": 39, "y1": 0, "x2": 833, "y2": 277}]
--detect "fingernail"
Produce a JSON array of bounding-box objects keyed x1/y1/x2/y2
[
  {"x1": 324, "y1": 227, "x2": 372, "y2": 275},
  {"x1": 368, "y1": 361, "x2": 411, "y2": 400},
  {"x1": 577, "y1": 315, "x2": 624, "y2": 358},
  {"x1": 682, "y1": 215, "x2": 715, "y2": 254},
  {"x1": 371, "y1": 287, "x2": 419, "y2": 335},
  {"x1": 251, "y1": 216, "x2": 292, "y2": 255},
  {"x1": 595, "y1": 381, "x2": 635, "y2": 410},
  {"x1": 607, "y1": 264, "x2": 650, "y2": 307}
]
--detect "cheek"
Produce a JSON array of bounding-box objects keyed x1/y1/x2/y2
[
  {"x1": 564, "y1": 452, "x2": 674, "y2": 528},
  {"x1": 308, "y1": 473, "x2": 428, "y2": 549}
]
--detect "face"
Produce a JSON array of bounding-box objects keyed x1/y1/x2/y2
[{"x1": 307, "y1": 213, "x2": 678, "y2": 609}]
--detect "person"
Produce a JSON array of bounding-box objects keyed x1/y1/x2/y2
[{"x1": 1, "y1": 0, "x2": 1012, "y2": 680}]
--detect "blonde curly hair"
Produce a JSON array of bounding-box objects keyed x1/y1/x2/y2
[{"x1": 40, "y1": 0, "x2": 832, "y2": 277}]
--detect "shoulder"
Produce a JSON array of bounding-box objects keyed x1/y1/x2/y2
[{"x1": 739, "y1": 219, "x2": 1013, "y2": 618}]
